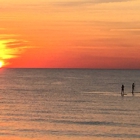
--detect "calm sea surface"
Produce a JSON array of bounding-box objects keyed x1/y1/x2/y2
[{"x1": 0, "y1": 69, "x2": 140, "y2": 140}]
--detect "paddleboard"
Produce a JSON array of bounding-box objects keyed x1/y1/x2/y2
[{"x1": 121, "y1": 93, "x2": 127, "y2": 96}]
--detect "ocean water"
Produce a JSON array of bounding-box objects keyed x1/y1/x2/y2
[{"x1": 0, "y1": 68, "x2": 140, "y2": 140}]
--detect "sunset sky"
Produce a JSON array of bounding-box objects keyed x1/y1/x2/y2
[{"x1": 0, "y1": 0, "x2": 140, "y2": 69}]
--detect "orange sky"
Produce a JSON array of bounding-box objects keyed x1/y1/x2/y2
[{"x1": 0, "y1": 0, "x2": 140, "y2": 69}]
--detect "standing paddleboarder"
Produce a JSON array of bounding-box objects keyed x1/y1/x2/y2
[
  {"x1": 132, "y1": 83, "x2": 135, "y2": 95},
  {"x1": 121, "y1": 84, "x2": 124, "y2": 96}
]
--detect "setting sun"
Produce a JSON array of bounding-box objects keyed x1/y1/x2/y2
[{"x1": 0, "y1": 61, "x2": 4, "y2": 68}]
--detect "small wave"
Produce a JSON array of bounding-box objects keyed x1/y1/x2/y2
[
  {"x1": 53, "y1": 120, "x2": 140, "y2": 128},
  {"x1": 54, "y1": 120, "x2": 116, "y2": 126},
  {"x1": 51, "y1": 81, "x2": 63, "y2": 85}
]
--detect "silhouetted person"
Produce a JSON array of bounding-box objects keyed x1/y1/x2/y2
[
  {"x1": 132, "y1": 83, "x2": 135, "y2": 95},
  {"x1": 121, "y1": 84, "x2": 124, "y2": 96}
]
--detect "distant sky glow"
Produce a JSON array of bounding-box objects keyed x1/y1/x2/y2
[{"x1": 0, "y1": 0, "x2": 140, "y2": 69}]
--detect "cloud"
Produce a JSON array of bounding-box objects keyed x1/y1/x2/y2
[
  {"x1": 0, "y1": 28, "x2": 5, "y2": 30},
  {"x1": 0, "y1": 35, "x2": 30, "y2": 61},
  {"x1": 51, "y1": 0, "x2": 130, "y2": 7},
  {"x1": 0, "y1": 0, "x2": 131, "y2": 11}
]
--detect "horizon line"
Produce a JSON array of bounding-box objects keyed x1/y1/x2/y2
[{"x1": 1, "y1": 67, "x2": 140, "y2": 70}]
